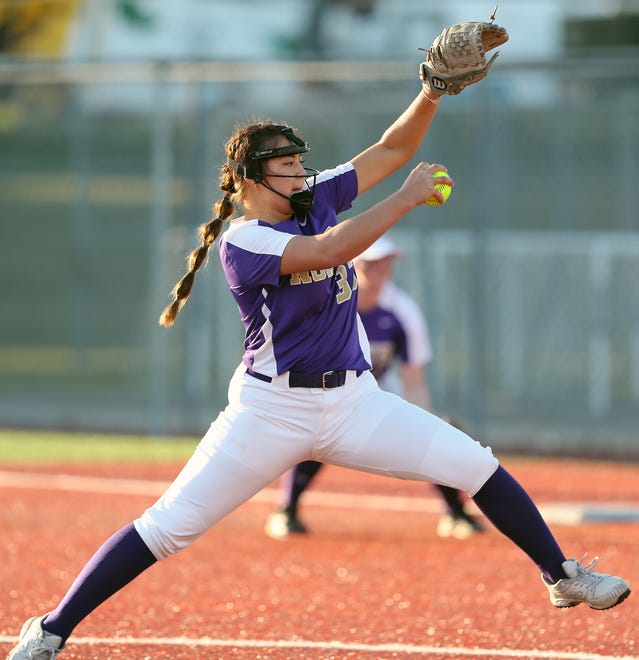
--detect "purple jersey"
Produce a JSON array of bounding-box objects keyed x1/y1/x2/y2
[
  {"x1": 358, "y1": 281, "x2": 432, "y2": 390},
  {"x1": 219, "y1": 163, "x2": 372, "y2": 377}
]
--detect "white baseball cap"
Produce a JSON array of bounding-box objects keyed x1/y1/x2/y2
[{"x1": 356, "y1": 236, "x2": 402, "y2": 262}]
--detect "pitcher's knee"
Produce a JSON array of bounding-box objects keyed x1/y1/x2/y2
[
  {"x1": 464, "y1": 449, "x2": 499, "y2": 496},
  {"x1": 429, "y1": 423, "x2": 500, "y2": 496},
  {"x1": 133, "y1": 512, "x2": 205, "y2": 560}
]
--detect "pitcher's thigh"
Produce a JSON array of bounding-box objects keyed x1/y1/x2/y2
[
  {"x1": 135, "y1": 408, "x2": 313, "y2": 559},
  {"x1": 325, "y1": 392, "x2": 498, "y2": 496},
  {"x1": 134, "y1": 444, "x2": 271, "y2": 559}
]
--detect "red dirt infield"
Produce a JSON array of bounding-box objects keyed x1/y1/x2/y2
[{"x1": 1, "y1": 455, "x2": 638, "y2": 659}]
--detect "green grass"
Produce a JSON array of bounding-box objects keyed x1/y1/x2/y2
[{"x1": 0, "y1": 429, "x2": 197, "y2": 465}]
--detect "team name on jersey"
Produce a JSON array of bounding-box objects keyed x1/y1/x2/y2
[
  {"x1": 289, "y1": 262, "x2": 358, "y2": 304},
  {"x1": 289, "y1": 268, "x2": 335, "y2": 285}
]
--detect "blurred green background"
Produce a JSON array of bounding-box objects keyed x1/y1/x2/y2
[{"x1": 1, "y1": 1, "x2": 638, "y2": 455}]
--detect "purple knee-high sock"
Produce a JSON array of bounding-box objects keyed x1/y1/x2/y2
[
  {"x1": 472, "y1": 465, "x2": 567, "y2": 583},
  {"x1": 43, "y1": 523, "x2": 157, "y2": 641}
]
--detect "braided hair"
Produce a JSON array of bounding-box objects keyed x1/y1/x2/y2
[{"x1": 159, "y1": 120, "x2": 296, "y2": 327}]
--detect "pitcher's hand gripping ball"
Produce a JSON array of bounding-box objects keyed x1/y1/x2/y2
[
  {"x1": 425, "y1": 170, "x2": 452, "y2": 207},
  {"x1": 419, "y1": 17, "x2": 508, "y2": 96}
]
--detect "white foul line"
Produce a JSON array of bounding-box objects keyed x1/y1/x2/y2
[
  {"x1": 0, "y1": 469, "x2": 444, "y2": 512},
  {"x1": 2, "y1": 469, "x2": 639, "y2": 523},
  {"x1": 0, "y1": 635, "x2": 637, "y2": 659}
]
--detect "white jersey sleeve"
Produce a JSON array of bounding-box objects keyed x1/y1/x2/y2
[{"x1": 377, "y1": 281, "x2": 433, "y2": 367}]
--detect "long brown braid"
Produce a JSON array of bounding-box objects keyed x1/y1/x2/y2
[{"x1": 158, "y1": 120, "x2": 294, "y2": 327}]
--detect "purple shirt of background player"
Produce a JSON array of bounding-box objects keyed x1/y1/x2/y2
[{"x1": 359, "y1": 280, "x2": 431, "y2": 384}]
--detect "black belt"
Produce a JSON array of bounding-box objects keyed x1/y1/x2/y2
[
  {"x1": 289, "y1": 370, "x2": 349, "y2": 389},
  {"x1": 246, "y1": 368, "x2": 361, "y2": 390}
]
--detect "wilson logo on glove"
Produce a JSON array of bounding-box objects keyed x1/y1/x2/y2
[{"x1": 430, "y1": 76, "x2": 448, "y2": 92}]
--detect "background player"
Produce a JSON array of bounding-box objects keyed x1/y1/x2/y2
[{"x1": 265, "y1": 235, "x2": 485, "y2": 540}]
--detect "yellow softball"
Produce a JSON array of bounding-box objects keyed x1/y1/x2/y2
[{"x1": 424, "y1": 170, "x2": 452, "y2": 206}]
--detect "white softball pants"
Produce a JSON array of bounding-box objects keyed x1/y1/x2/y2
[{"x1": 135, "y1": 365, "x2": 499, "y2": 560}]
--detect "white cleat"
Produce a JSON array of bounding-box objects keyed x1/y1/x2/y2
[
  {"x1": 6, "y1": 615, "x2": 64, "y2": 659},
  {"x1": 436, "y1": 514, "x2": 485, "y2": 540},
  {"x1": 264, "y1": 509, "x2": 308, "y2": 540},
  {"x1": 543, "y1": 556, "x2": 631, "y2": 610}
]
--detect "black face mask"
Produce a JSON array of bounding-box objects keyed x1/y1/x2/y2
[
  {"x1": 226, "y1": 125, "x2": 318, "y2": 218},
  {"x1": 258, "y1": 168, "x2": 319, "y2": 219},
  {"x1": 290, "y1": 189, "x2": 314, "y2": 216}
]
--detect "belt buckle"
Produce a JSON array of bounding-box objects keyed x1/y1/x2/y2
[{"x1": 321, "y1": 370, "x2": 335, "y2": 390}]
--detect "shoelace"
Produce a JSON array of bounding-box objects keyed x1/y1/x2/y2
[
  {"x1": 28, "y1": 630, "x2": 58, "y2": 659},
  {"x1": 575, "y1": 553, "x2": 600, "y2": 575}
]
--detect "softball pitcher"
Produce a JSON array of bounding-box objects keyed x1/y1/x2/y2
[{"x1": 8, "y1": 20, "x2": 630, "y2": 660}]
